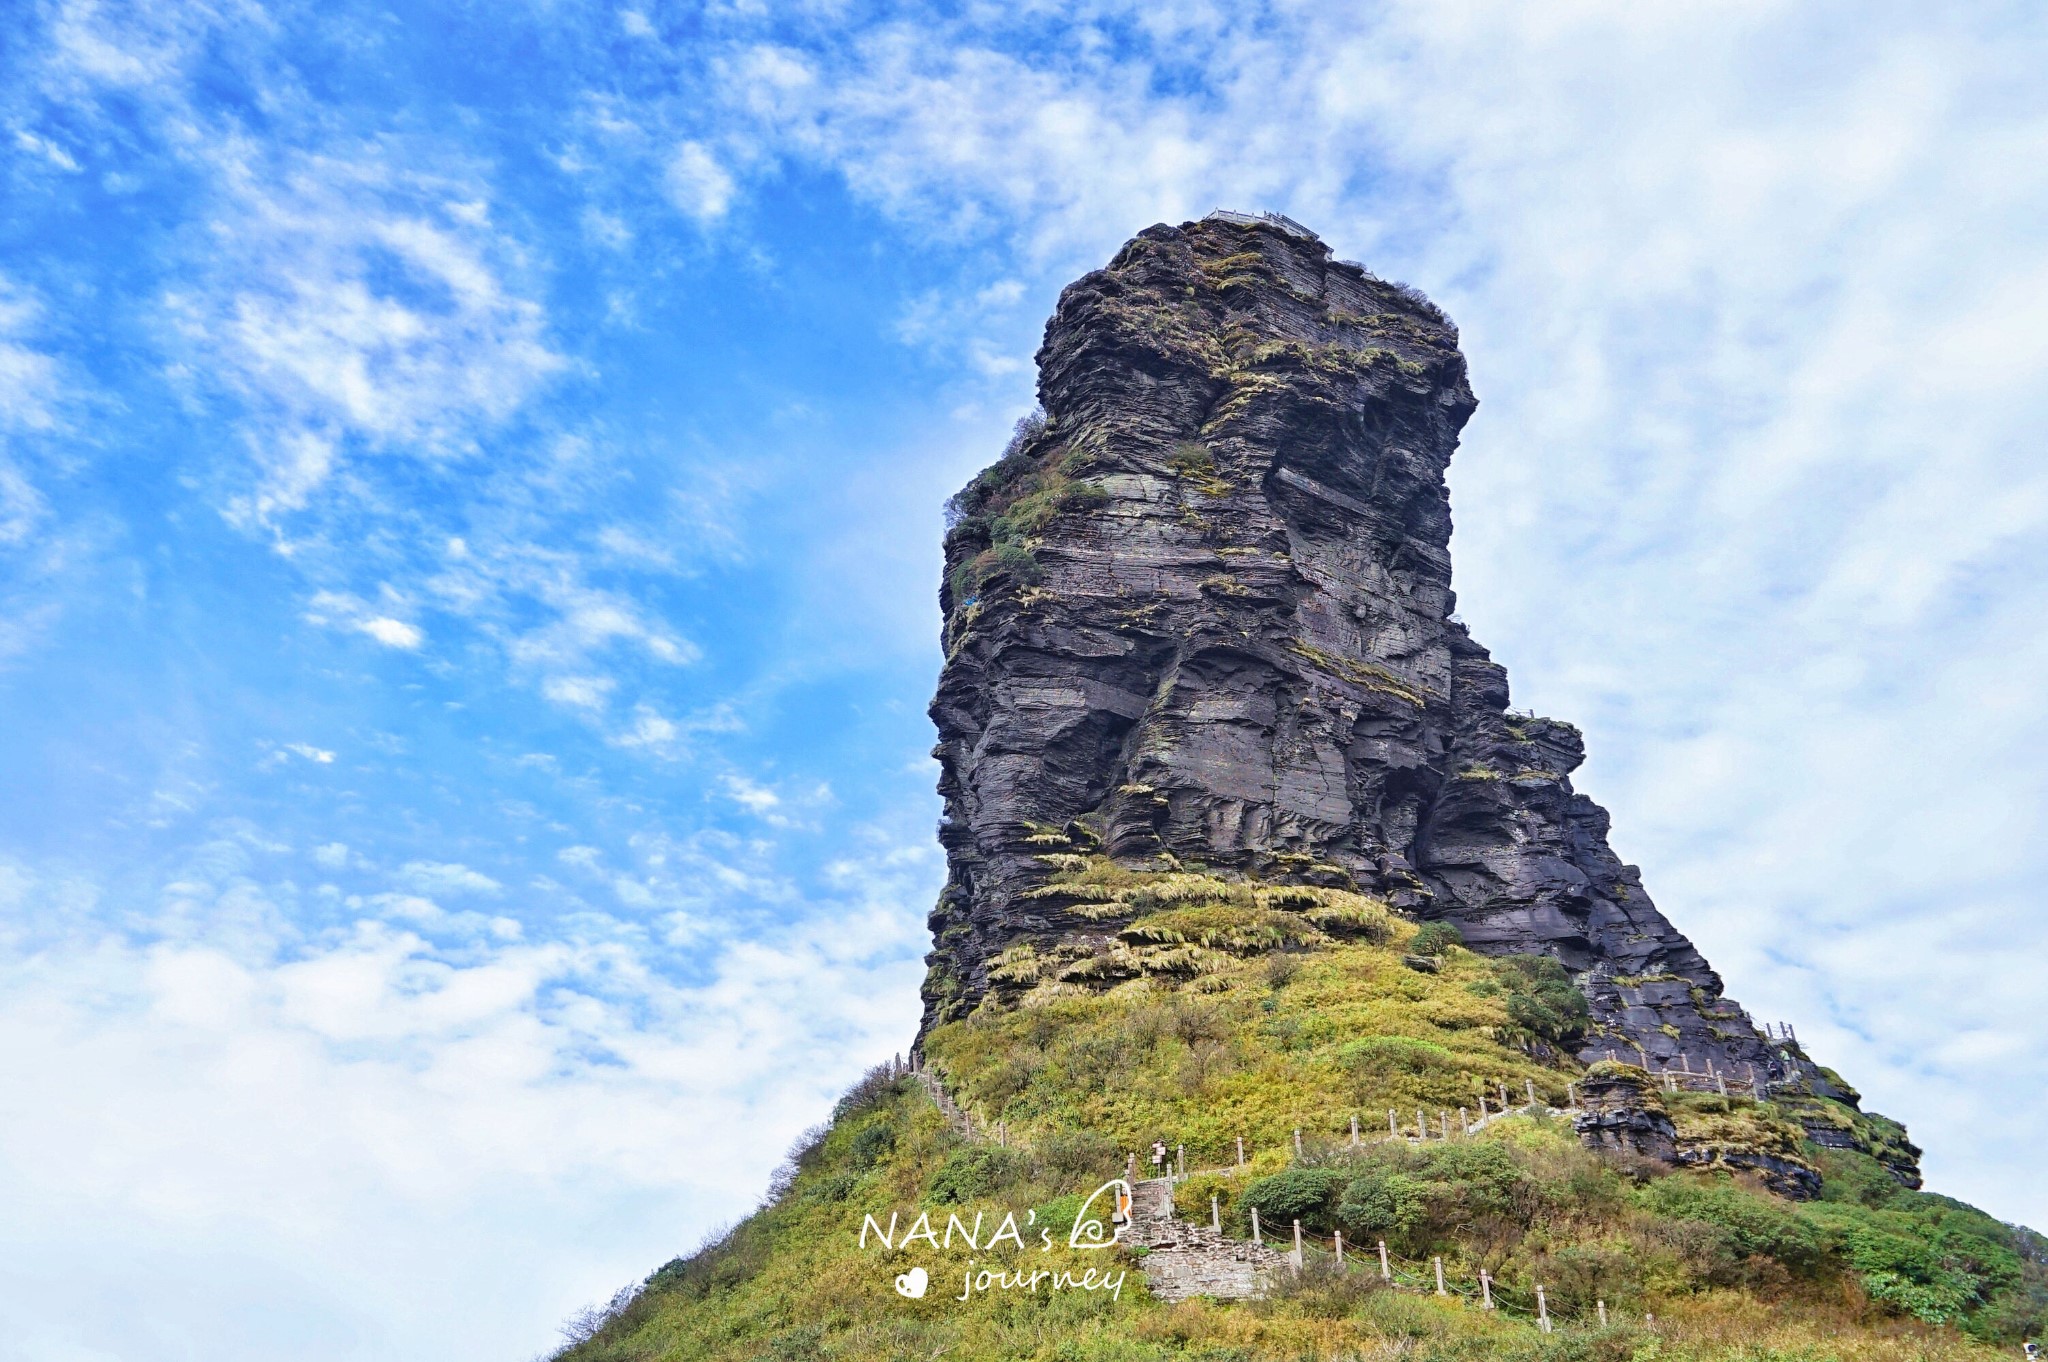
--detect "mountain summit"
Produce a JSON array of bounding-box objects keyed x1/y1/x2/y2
[{"x1": 928, "y1": 210, "x2": 1912, "y2": 1188}]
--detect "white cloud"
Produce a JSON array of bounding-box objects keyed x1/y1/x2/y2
[
  {"x1": 723, "y1": 774, "x2": 779, "y2": 814},
  {"x1": 400, "y1": 861, "x2": 502, "y2": 897},
  {"x1": 304, "y1": 591, "x2": 427, "y2": 651},
  {"x1": 0, "y1": 276, "x2": 62, "y2": 435},
  {"x1": 556, "y1": 845, "x2": 603, "y2": 871},
  {"x1": 358, "y1": 616, "x2": 423, "y2": 649},
  {"x1": 719, "y1": 774, "x2": 834, "y2": 829},
  {"x1": 542, "y1": 674, "x2": 617, "y2": 710},
  {"x1": 283, "y1": 743, "x2": 336, "y2": 764},
  {"x1": 424, "y1": 541, "x2": 699, "y2": 714},
  {"x1": 0, "y1": 835, "x2": 931, "y2": 1361},
  {"x1": 663, "y1": 140, "x2": 736, "y2": 222},
  {"x1": 617, "y1": 704, "x2": 679, "y2": 751},
  {"x1": 0, "y1": 458, "x2": 46, "y2": 548},
  {"x1": 581, "y1": 205, "x2": 633, "y2": 248},
  {"x1": 312, "y1": 843, "x2": 350, "y2": 869},
  {"x1": 13, "y1": 128, "x2": 81, "y2": 172}
]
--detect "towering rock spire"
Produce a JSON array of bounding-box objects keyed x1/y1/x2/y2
[{"x1": 925, "y1": 212, "x2": 1912, "y2": 1181}]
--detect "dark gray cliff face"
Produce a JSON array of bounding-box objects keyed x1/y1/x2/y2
[{"x1": 925, "y1": 212, "x2": 1911, "y2": 1178}]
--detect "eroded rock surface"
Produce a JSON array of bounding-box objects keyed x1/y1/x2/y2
[
  {"x1": 1574, "y1": 1065, "x2": 1679, "y2": 1164},
  {"x1": 923, "y1": 210, "x2": 1915, "y2": 1184}
]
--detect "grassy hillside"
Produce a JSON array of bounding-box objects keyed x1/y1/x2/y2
[{"x1": 555, "y1": 871, "x2": 2045, "y2": 1362}]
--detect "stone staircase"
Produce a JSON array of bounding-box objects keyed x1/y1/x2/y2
[
  {"x1": 905, "y1": 1069, "x2": 1289, "y2": 1300},
  {"x1": 1125, "y1": 1178, "x2": 1294, "y2": 1302},
  {"x1": 908, "y1": 1067, "x2": 973, "y2": 1138}
]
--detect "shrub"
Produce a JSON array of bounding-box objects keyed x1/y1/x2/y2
[
  {"x1": 1033, "y1": 1192, "x2": 1085, "y2": 1243},
  {"x1": 1337, "y1": 1035, "x2": 1463, "y2": 1084},
  {"x1": 926, "y1": 1145, "x2": 1025, "y2": 1205},
  {"x1": 1337, "y1": 1167, "x2": 1426, "y2": 1239},
  {"x1": 764, "y1": 1122, "x2": 829, "y2": 1202},
  {"x1": 1264, "y1": 953, "x2": 1303, "y2": 988},
  {"x1": 1493, "y1": 955, "x2": 1591, "y2": 1045},
  {"x1": 944, "y1": 409, "x2": 1047, "y2": 531},
  {"x1": 1412, "y1": 1141, "x2": 1541, "y2": 1228},
  {"x1": 1539, "y1": 1240, "x2": 1647, "y2": 1317},
  {"x1": 1839, "y1": 1221, "x2": 1980, "y2": 1324},
  {"x1": 950, "y1": 541, "x2": 1043, "y2": 603},
  {"x1": 848, "y1": 1117, "x2": 895, "y2": 1171},
  {"x1": 1410, "y1": 921, "x2": 1464, "y2": 957},
  {"x1": 1639, "y1": 1176, "x2": 1823, "y2": 1271},
  {"x1": 805, "y1": 1170, "x2": 859, "y2": 1203},
  {"x1": 1268, "y1": 1253, "x2": 1383, "y2": 1317},
  {"x1": 1175, "y1": 1171, "x2": 1239, "y2": 1227},
  {"x1": 643, "y1": 1218, "x2": 770, "y2": 1302},
  {"x1": 1242, "y1": 1168, "x2": 1349, "y2": 1231},
  {"x1": 1032, "y1": 1129, "x2": 1120, "y2": 1187},
  {"x1": 831, "y1": 1062, "x2": 907, "y2": 1121}
]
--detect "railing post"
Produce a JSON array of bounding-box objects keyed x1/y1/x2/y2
[
  {"x1": 1526, "y1": 1079, "x2": 1537, "y2": 1106},
  {"x1": 1293, "y1": 1127, "x2": 1302, "y2": 1158},
  {"x1": 1434, "y1": 1256, "x2": 1446, "y2": 1295},
  {"x1": 1388, "y1": 1108, "x2": 1398, "y2": 1137},
  {"x1": 1378, "y1": 1239, "x2": 1390, "y2": 1281},
  {"x1": 1335, "y1": 1230, "x2": 1344, "y2": 1264},
  {"x1": 1235, "y1": 1135, "x2": 1244, "y2": 1169},
  {"x1": 1177, "y1": 1144, "x2": 1185, "y2": 1179},
  {"x1": 1251, "y1": 1207, "x2": 1262, "y2": 1245},
  {"x1": 1537, "y1": 1284, "x2": 1551, "y2": 1333},
  {"x1": 1211, "y1": 1195, "x2": 1220, "y2": 1232},
  {"x1": 1415, "y1": 1107, "x2": 1426, "y2": 1140},
  {"x1": 1460, "y1": 1105, "x2": 1469, "y2": 1134},
  {"x1": 1597, "y1": 1299, "x2": 1608, "y2": 1326},
  {"x1": 1480, "y1": 1269, "x2": 1493, "y2": 1309},
  {"x1": 1350, "y1": 1113, "x2": 1359, "y2": 1146},
  {"x1": 1292, "y1": 1219, "x2": 1303, "y2": 1271}
]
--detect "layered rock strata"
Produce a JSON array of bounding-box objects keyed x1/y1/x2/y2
[{"x1": 924, "y1": 210, "x2": 1915, "y2": 1183}]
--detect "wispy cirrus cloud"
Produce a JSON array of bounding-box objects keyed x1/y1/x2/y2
[{"x1": 165, "y1": 145, "x2": 564, "y2": 522}]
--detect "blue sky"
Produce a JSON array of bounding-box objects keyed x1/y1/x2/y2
[{"x1": 2, "y1": 2, "x2": 2045, "y2": 1358}]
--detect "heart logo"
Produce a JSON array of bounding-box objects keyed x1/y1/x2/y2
[{"x1": 893, "y1": 1266, "x2": 928, "y2": 1299}]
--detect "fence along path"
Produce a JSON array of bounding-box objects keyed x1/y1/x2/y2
[{"x1": 900, "y1": 1054, "x2": 1647, "y2": 1326}]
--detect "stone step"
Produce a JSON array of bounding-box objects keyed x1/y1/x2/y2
[{"x1": 1127, "y1": 1178, "x2": 1293, "y2": 1302}]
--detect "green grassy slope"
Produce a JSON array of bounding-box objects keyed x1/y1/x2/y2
[{"x1": 555, "y1": 874, "x2": 2045, "y2": 1362}]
